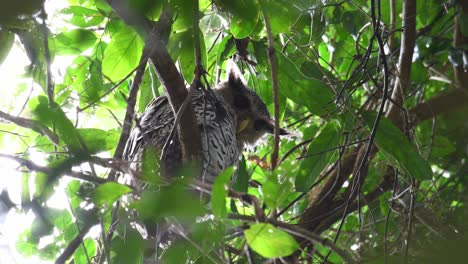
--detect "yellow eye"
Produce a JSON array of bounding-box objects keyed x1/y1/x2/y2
[{"x1": 237, "y1": 118, "x2": 250, "y2": 133}]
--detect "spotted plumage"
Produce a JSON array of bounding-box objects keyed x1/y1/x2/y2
[{"x1": 123, "y1": 61, "x2": 286, "y2": 186}]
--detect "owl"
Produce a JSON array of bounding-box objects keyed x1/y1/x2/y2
[{"x1": 123, "y1": 61, "x2": 286, "y2": 185}]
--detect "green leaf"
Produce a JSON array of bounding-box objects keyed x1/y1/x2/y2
[
  {"x1": 216, "y1": 35, "x2": 235, "y2": 66},
  {"x1": 139, "y1": 148, "x2": 162, "y2": 184},
  {"x1": 211, "y1": 166, "x2": 234, "y2": 219},
  {"x1": 136, "y1": 182, "x2": 204, "y2": 221},
  {"x1": 295, "y1": 121, "x2": 342, "y2": 191},
  {"x1": 50, "y1": 210, "x2": 73, "y2": 230},
  {"x1": 411, "y1": 61, "x2": 429, "y2": 83},
  {"x1": 74, "y1": 239, "x2": 97, "y2": 264},
  {"x1": 54, "y1": 29, "x2": 97, "y2": 55},
  {"x1": 244, "y1": 223, "x2": 299, "y2": 258},
  {"x1": 93, "y1": 182, "x2": 132, "y2": 207},
  {"x1": 362, "y1": 111, "x2": 432, "y2": 180},
  {"x1": 0, "y1": 28, "x2": 14, "y2": 65},
  {"x1": 77, "y1": 128, "x2": 119, "y2": 154},
  {"x1": 102, "y1": 26, "x2": 144, "y2": 81},
  {"x1": 232, "y1": 155, "x2": 248, "y2": 192},
  {"x1": 130, "y1": 0, "x2": 164, "y2": 20},
  {"x1": 231, "y1": 14, "x2": 259, "y2": 39},
  {"x1": 111, "y1": 230, "x2": 144, "y2": 264},
  {"x1": 460, "y1": 13, "x2": 468, "y2": 37},
  {"x1": 32, "y1": 96, "x2": 84, "y2": 155},
  {"x1": 263, "y1": 173, "x2": 292, "y2": 209},
  {"x1": 138, "y1": 66, "x2": 159, "y2": 112},
  {"x1": 214, "y1": 0, "x2": 259, "y2": 38},
  {"x1": 262, "y1": 0, "x2": 298, "y2": 33},
  {"x1": 277, "y1": 52, "x2": 335, "y2": 115},
  {"x1": 62, "y1": 6, "x2": 104, "y2": 28},
  {"x1": 342, "y1": 11, "x2": 360, "y2": 35}
]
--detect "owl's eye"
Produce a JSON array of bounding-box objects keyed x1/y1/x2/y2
[
  {"x1": 254, "y1": 119, "x2": 268, "y2": 131},
  {"x1": 234, "y1": 95, "x2": 249, "y2": 109}
]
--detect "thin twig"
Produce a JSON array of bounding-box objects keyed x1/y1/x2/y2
[
  {"x1": 0, "y1": 110, "x2": 59, "y2": 145},
  {"x1": 40, "y1": 7, "x2": 54, "y2": 105},
  {"x1": 55, "y1": 214, "x2": 95, "y2": 264},
  {"x1": 108, "y1": 52, "x2": 148, "y2": 181},
  {"x1": 260, "y1": 1, "x2": 281, "y2": 171}
]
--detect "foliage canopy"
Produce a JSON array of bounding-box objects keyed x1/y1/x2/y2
[{"x1": 0, "y1": 0, "x2": 467, "y2": 263}]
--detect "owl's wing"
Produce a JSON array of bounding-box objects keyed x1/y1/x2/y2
[{"x1": 123, "y1": 96, "x2": 170, "y2": 166}]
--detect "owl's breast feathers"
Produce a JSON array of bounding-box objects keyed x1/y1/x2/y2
[{"x1": 123, "y1": 89, "x2": 240, "y2": 184}]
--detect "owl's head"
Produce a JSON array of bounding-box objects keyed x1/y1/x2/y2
[{"x1": 215, "y1": 61, "x2": 287, "y2": 146}]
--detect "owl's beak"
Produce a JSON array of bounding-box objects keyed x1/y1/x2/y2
[
  {"x1": 237, "y1": 118, "x2": 250, "y2": 133},
  {"x1": 265, "y1": 119, "x2": 288, "y2": 135}
]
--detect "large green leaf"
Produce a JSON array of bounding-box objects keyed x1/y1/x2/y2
[
  {"x1": 93, "y1": 182, "x2": 132, "y2": 207},
  {"x1": 74, "y1": 239, "x2": 97, "y2": 264},
  {"x1": 244, "y1": 223, "x2": 299, "y2": 258},
  {"x1": 262, "y1": 0, "x2": 299, "y2": 33},
  {"x1": 62, "y1": 6, "x2": 104, "y2": 27},
  {"x1": 295, "y1": 121, "x2": 342, "y2": 191},
  {"x1": 277, "y1": 52, "x2": 335, "y2": 115},
  {"x1": 211, "y1": 166, "x2": 234, "y2": 219},
  {"x1": 263, "y1": 172, "x2": 292, "y2": 209},
  {"x1": 138, "y1": 66, "x2": 159, "y2": 112},
  {"x1": 232, "y1": 155, "x2": 249, "y2": 193},
  {"x1": 77, "y1": 128, "x2": 119, "y2": 154},
  {"x1": 32, "y1": 96, "x2": 84, "y2": 155},
  {"x1": 136, "y1": 182, "x2": 204, "y2": 221},
  {"x1": 362, "y1": 111, "x2": 432, "y2": 180},
  {"x1": 102, "y1": 26, "x2": 144, "y2": 81},
  {"x1": 168, "y1": 29, "x2": 207, "y2": 82},
  {"x1": 111, "y1": 230, "x2": 144, "y2": 264},
  {"x1": 216, "y1": 35, "x2": 235, "y2": 66},
  {"x1": 54, "y1": 29, "x2": 97, "y2": 55},
  {"x1": 214, "y1": 0, "x2": 259, "y2": 38}
]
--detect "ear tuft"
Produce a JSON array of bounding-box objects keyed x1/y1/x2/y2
[{"x1": 226, "y1": 60, "x2": 247, "y2": 89}]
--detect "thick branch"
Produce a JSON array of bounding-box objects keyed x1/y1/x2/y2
[
  {"x1": 147, "y1": 13, "x2": 202, "y2": 166},
  {"x1": 314, "y1": 168, "x2": 395, "y2": 234},
  {"x1": 386, "y1": 0, "x2": 417, "y2": 126},
  {"x1": 55, "y1": 215, "x2": 95, "y2": 264},
  {"x1": 410, "y1": 88, "x2": 468, "y2": 125},
  {"x1": 106, "y1": 3, "x2": 203, "y2": 170},
  {"x1": 453, "y1": 0, "x2": 468, "y2": 90}
]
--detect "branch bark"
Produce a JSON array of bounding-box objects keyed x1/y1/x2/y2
[
  {"x1": 0, "y1": 110, "x2": 59, "y2": 145},
  {"x1": 108, "y1": 52, "x2": 148, "y2": 181},
  {"x1": 409, "y1": 88, "x2": 468, "y2": 125},
  {"x1": 105, "y1": 3, "x2": 203, "y2": 172},
  {"x1": 386, "y1": 0, "x2": 417, "y2": 127},
  {"x1": 146, "y1": 12, "x2": 202, "y2": 167},
  {"x1": 453, "y1": 0, "x2": 468, "y2": 90},
  {"x1": 260, "y1": 2, "x2": 281, "y2": 171}
]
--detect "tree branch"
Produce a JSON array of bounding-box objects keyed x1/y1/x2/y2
[
  {"x1": 409, "y1": 88, "x2": 468, "y2": 125},
  {"x1": 106, "y1": 3, "x2": 203, "y2": 173},
  {"x1": 386, "y1": 0, "x2": 417, "y2": 126},
  {"x1": 0, "y1": 153, "x2": 111, "y2": 185},
  {"x1": 146, "y1": 11, "x2": 202, "y2": 167},
  {"x1": 108, "y1": 49, "x2": 148, "y2": 181},
  {"x1": 0, "y1": 110, "x2": 59, "y2": 145},
  {"x1": 55, "y1": 215, "x2": 95, "y2": 264},
  {"x1": 453, "y1": 0, "x2": 468, "y2": 90},
  {"x1": 259, "y1": 2, "x2": 281, "y2": 171}
]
